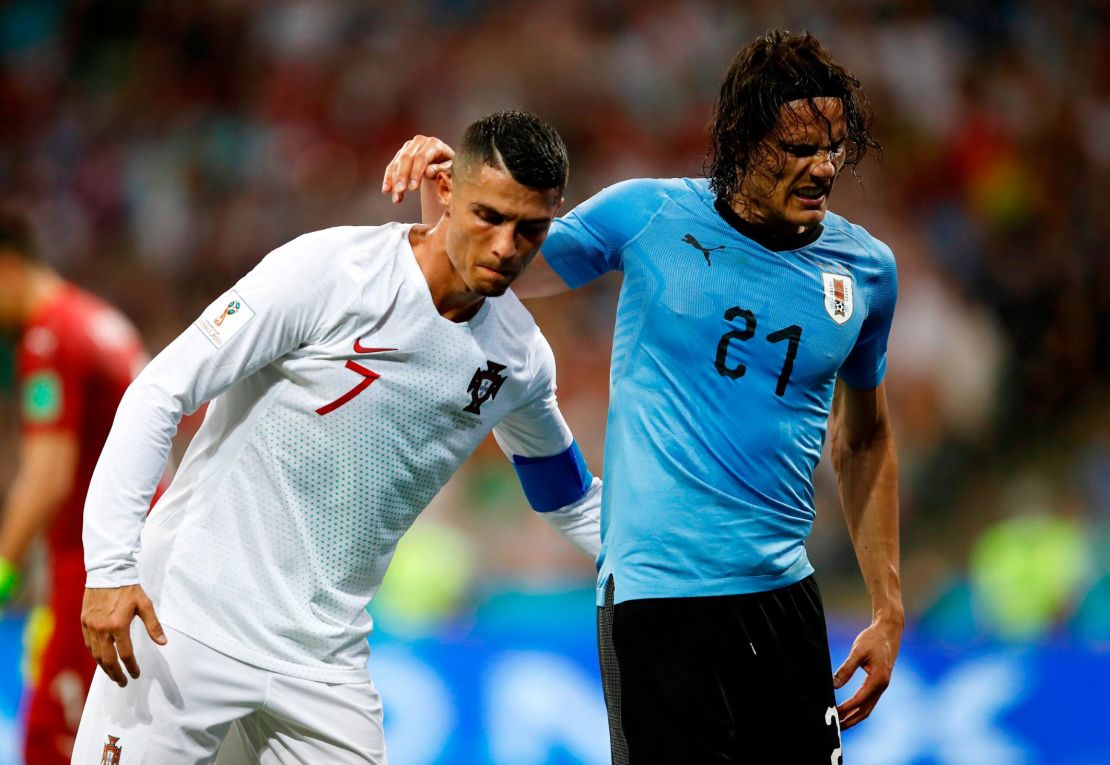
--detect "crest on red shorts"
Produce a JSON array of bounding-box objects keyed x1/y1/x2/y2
[{"x1": 100, "y1": 734, "x2": 123, "y2": 765}]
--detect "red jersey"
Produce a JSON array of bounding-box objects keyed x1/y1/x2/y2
[{"x1": 17, "y1": 284, "x2": 146, "y2": 555}]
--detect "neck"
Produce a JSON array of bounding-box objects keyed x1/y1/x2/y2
[
  {"x1": 716, "y1": 197, "x2": 823, "y2": 252},
  {"x1": 730, "y1": 195, "x2": 811, "y2": 237},
  {"x1": 409, "y1": 221, "x2": 485, "y2": 323}
]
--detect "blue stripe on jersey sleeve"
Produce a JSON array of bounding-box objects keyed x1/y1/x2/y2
[{"x1": 511, "y1": 441, "x2": 593, "y2": 512}]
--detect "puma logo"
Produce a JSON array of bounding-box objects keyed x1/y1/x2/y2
[{"x1": 681, "y1": 234, "x2": 724, "y2": 266}]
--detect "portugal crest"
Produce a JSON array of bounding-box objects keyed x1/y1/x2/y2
[
  {"x1": 463, "y1": 361, "x2": 507, "y2": 415},
  {"x1": 821, "y1": 272, "x2": 854, "y2": 325},
  {"x1": 101, "y1": 735, "x2": 123, "y2": 765}
]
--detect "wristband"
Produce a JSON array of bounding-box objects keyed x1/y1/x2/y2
[{"x1": 0, "y1": 557, "x2": 19, "y2": 606}]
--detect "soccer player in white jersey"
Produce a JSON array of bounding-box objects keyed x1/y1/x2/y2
[{"x1": 71, "y1": 111, "x2": 601, "y2": 763}]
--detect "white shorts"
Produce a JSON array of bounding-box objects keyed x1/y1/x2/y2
[{"x1": 71, "y1": 623, "x2": 386, "y2": 764}]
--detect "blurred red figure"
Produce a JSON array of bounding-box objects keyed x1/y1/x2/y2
[{"x1": 0, "y1": 212, "x2": 147, "y2": 764}]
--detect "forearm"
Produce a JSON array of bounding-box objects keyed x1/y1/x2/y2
[
  {"x1": 0, "y1": 479, "x2": 65, "y2": 565},
  {"x1": 83, "y1": 325, "x2": 231, "y2": 586},
  {"x1": 537, "y1": 476, "x2": 602, "y2": 559},
  {"x1": 0, "y1": 433, "x2": 78, "y2": 566},
  {"x1": 83, "y1": 375, "x2": 183, "y2": 587},
  {"x1": 833, "y1": 422, "x2": 903, "y2": 623},
  {"x1": 512, "y1": 254, "x2": 572, "y2": 299},
  {"x1": 420, "y1": 175, "x2": 445, "y2": 226}
]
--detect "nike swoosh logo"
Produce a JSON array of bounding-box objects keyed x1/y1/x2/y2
[{"x1": 353, "y1": 337, "x2": 397, "y2": 354}]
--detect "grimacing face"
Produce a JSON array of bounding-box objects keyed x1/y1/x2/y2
[
  {"x1": 736, "y1": 96, "x2": 848, "y2": 235},
  {"x1": 442, "y1": 163, "x2": 563, "y2": 297}
]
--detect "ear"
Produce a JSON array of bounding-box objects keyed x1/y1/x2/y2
[
  {"x1": 555, "y1": 196, "x2": 564, "y2": 214},
  {"x1": 435, "y1": 171, "x2": 453, "y2": 212}
]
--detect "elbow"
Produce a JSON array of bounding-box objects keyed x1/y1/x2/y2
[
  {"x1": 35, "y1": 463, "x2": 76, "y2": 513},
  {"x1": 831, "y1": 416, "x2": 894, "y2": 473}
]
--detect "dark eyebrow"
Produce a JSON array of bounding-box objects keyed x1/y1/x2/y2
[
  {"x1": 780, "y1": 138, "x2": 844, "y2": 149},
  {"x1": 778, "y1": 139, "x2": 845, "y2": 156},
  {"x1": 470, "y1": 203, "x2": 551, "y2": 227}
]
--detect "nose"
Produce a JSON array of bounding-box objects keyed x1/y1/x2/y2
[
  {"x1": 491, "y1": 225, "x2": 519, "y2": 261},
  {"x1": 811, "y1": 153, "x2": 838, "y2": 178}
]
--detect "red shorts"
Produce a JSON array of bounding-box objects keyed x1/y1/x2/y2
[{"x1": 23, "y1": 550, "x2": 96, "y2": 765}]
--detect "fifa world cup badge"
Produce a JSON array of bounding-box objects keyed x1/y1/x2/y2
[
  {"x1": 196, "y1": 289, "x2": 255, "y2": 349},
  {"x1": 100, "y1": 734, "x2": 123, "y2": 764},
  {"x1": 213, "y1": 300, "x2": 241, "y2": 326}
]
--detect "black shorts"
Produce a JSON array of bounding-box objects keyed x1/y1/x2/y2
[{"x1": 597, "y1": 575, "x2": 842, "y2": 764}]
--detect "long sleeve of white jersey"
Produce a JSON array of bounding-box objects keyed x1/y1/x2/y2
[
  {"x1": 491, "y1": 338, "x2": 602, "y2": 560},
  {"x1": 83, "y1": 230, "x2": 365, "y2": 587}
]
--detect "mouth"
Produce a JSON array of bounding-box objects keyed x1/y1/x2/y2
[
  {"x1": 792, "y1": 186, "x2": 829, "y2": 207},
  {"x1": 479, "y1": 265, "x2": 516, "y2": 280}
]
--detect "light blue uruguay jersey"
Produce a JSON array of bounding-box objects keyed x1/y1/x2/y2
[{"x1": 542, "y1": 178, "x2": 898, "y2": 605}]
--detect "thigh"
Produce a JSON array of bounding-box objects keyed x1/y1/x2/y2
[
  {"x1": 243, "y1": 673, "x2": 387, "y2": 764},
  {"x1": 71, "y1": 624, "x2": 264, "y2": 764},
  {"x1": 611, "y1": 593, "x2": 749, "y2": 764},
  {"x1": 609, "y1": 578, "x2": 841, "y2": 765},
  {"x1": 739, "y1": 576, "x2": 841, "y2": 763}
]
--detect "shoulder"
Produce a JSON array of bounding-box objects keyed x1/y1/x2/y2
[
  {"x1": 490, "y1": 292, "x2": 555, "y2": 382},
  {"x1": 278, "y1": 223, "x2": 407, "y2": 269},
  {"x1": 579, "y1": 177, "x2": 707, "y2": 212},
  {"x1": 77, "y1": 291, "x2": 143, "y2": 355},
  {"x1": 820, "y1": 212, "x2": 896, "y2": 281},
  {"x1": 492, "y1": 290, "x2": 544, "y2": 344},
  {"x1": 555, "y1": 178, "x2": 710, "y2": 250},
  {"x1": 22, "y1": 287, "x2": 137, "y2": 366},
  {"x1": 822, "y1": 212, "x2": 895, "y2": 263},
  {"x1": 258, "y1": 223, "x2": 413, "y2": 298}
]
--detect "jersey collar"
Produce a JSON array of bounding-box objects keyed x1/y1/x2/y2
[{"x1": 713, "y1": 197, "x2": 823, "y2": 252}]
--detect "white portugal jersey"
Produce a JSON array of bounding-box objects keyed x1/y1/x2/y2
[{"x1": 84, "y1": 224, "x2": 579, "y2": 683}]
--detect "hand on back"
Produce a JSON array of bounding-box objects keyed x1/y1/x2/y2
[{"x1": 81, "y1": 584, "x2": 167, "y2": 687}]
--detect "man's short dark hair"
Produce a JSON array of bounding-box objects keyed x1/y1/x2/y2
[
  {"x1": 707, "y1": 30, "x2": 881, "y2": 203},
  {"x1": 455, "y1": 110, "x2": 569, "y2": 193},
  {"x1": 0, "y1": 211, "x2": 36, "y2": 261}
]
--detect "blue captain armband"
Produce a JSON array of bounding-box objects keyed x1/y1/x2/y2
[{"x1": 511, "y1": 441, "x2": 593, "y2": 512}]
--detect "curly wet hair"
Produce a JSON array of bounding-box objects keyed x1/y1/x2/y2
[{"x1": 707, "y1": 30, "x2": 880, "y2": 203}]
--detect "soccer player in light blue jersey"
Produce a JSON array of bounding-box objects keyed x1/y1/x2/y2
[{"x1": 387, "y1": 30, "x2": 901, "y2": 764}]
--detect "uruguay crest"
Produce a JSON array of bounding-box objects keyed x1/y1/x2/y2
[{"x1": 821, "y1": 272, "x2": 854, "y2": 325}]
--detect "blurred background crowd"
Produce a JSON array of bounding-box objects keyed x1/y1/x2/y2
[{"x1": 1, "y1": 0, "x2": 1108, "y2": 651}]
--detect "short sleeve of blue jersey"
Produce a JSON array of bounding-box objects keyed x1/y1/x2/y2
[
  {"x1": 542, "y1": 179, "x2": 666, "y2": 289},
  {"x1": 838, "y1": 240, "x2": 898, "y2": 390}
]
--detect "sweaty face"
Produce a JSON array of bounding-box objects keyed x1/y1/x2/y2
[
  {"x1": 444, "y1": 164, "x2": 562, "y2": 298},
  {"x1": 735, "y1": 97, "x2": 848, "y2": 235}
]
